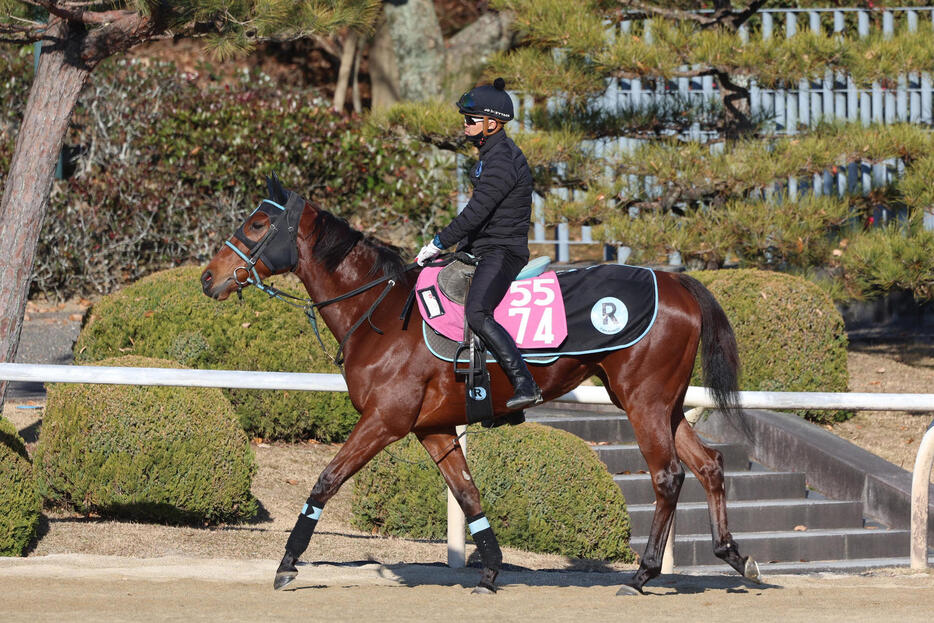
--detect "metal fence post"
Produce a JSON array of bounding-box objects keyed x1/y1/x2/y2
[{"x1": 910, "y1": 419, "x2": 934, "y2": 569}]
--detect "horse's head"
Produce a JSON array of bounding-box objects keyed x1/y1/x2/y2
[{"x1": 201, "y1": 173, "x2": 307, "y2": 300}]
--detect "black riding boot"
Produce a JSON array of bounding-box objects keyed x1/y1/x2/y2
[{"x1": 475, "y1": 316, "x2": 543, "y2": 410}]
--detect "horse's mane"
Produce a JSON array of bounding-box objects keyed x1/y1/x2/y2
[{"x1": 309, "y1": 206, "x2": 407, "y2": 281}]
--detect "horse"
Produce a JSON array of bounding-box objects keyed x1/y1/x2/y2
[{"x1": 200, "y1": 176, "x2": 762, "y2": 595}]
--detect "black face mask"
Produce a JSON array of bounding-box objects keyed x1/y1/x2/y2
[{"x1": 467, "y1": 132, "x2": 486, "y2": 147}]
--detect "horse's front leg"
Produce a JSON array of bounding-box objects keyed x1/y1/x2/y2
[
  {"x1": 274, "y1": 411, "x2": 407, "y2": 590},
  {"x1": 417, "y1": 430, "x2": 503, "y2": 594}
]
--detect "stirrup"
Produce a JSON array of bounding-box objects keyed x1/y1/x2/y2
[{"x1": 506, "y1": 387, "x2": 543, "y2": 410}]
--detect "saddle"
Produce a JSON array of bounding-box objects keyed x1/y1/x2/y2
[
  {"x1": 437, "y1": 255, "x2": 552, "y2": 305},
  {"x1": 426, "y1": 255, "x2": 552, "y2": 428}
]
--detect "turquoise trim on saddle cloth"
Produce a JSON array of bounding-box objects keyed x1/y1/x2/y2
[{"x1": 468, "y1": 516, "x2": 491, "y2": 535}]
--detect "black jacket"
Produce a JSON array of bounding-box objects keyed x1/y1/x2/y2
[{"x1": 437, "y1": 130, "x2": 532, "y2": 258}]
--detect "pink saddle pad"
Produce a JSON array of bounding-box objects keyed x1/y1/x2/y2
[{"x1": 414, "y1": 266, "x2": 568, "y2": 349}]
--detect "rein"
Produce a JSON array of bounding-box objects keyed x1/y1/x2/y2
[{"x1": 241, "y1": 265, "x2": 418, "y2": 372}]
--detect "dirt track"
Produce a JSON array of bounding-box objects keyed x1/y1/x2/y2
[{"x1": 2, "y1": 555, "x2": 934, "y2": 623}]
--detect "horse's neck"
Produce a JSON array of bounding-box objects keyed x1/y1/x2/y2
[{"x1": 293, "y1": 247, "x2": 387, "y2": 341}]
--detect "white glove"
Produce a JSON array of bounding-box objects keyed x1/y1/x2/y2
[{"x1": 416, "y1": 240, "x2": 443, "y2": 266}]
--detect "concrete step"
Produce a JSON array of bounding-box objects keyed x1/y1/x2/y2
[
  {"x1": 527, "y1": 410, "x2": 634, "y2": 444},
  {"x1": 675, "y1": 555, "x2": 934, "y2": 576},
  {"x1": 627, "y1": 499, "x2": 865, "y2": 538},
  {"x1": 615, "y1": 471, "x2": 807, "y2": 506},
  {"x1": 630, "y1": 527, "x2": 912, "y2": 567},
  {"x1": 595, "y1": 443, "x2": 750, "y2": 474}
]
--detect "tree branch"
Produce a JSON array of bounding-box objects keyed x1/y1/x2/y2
[
  {"x1": 24, "y1": 0, "x2": 136, "y2": 26},
  {"x1": 617, "y1": 0, "x2": 768, "y2": 31}
]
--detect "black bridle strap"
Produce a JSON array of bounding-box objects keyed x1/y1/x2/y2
[
  {"x1": 251, "y1": 261, "x2": 420, "y2": 371},
  {"x1": 333, "y1": 279, "x2": 396, "y2": 367}
]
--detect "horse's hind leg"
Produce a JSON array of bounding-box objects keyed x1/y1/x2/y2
[
  {"x1": 417, "y1": 431, "x2": 502, "y2": 594},
  {"x1": 620, "y1": 430, "x2": 685, "y2": 594},
  {"x1": 274, "y1": 413, "x2": 407, "y2": 590},
  {"x1": 674, "y1": 416, "x2": 761, "y2": 583}
]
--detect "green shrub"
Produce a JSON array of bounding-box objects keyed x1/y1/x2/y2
[
  {"x1": 689, "y1": 268, "x2": 850, "y2": 423},
  {"x1": 0, "y1": 416, "x2": 41, "y2": 556},
  {"x1": 75, "y1": 266, "x2": 358, "y2": 442},
  {"x1": 35, "y1": 356, "x2": 258, "y2": 524},
  {"x1": 352, "y1": 424, "x2": 634, "y2": 562}
]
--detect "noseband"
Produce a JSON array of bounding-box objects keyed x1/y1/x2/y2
[
  {"x1": 222, "y1": 191, "x2": 422, "y2": 373},
  {"x1": 225, "y1": 191, "x2": 304, "y2": 290}
]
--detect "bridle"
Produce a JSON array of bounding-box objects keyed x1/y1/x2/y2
[
  {"x1": 225, "y1": 191, "x2": 304, "y2": 292},
  {"x1": 223, "y1": 191, "x2": 419, "y2": 372}
]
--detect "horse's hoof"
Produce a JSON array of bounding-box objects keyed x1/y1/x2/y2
[
  {"x1": 615, "y1": 583, "x2": 643, "y2": 596},
  {"x1": 471, "y1": 567, "x2": 498, "y2": 594},
  {"x1": 273, "y1": 570, "x2": 297, "y2": 590},
  {"x1": 273, "y1": 553, "x2": 298, "y2": 591},
  {"x1": 743, "y1": 556, "x2": 762, "y2": 584}
]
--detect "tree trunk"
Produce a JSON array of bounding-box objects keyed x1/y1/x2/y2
[
  {"x1": 333, "y1": 31, "x2": 359, "y2": 112},
  {"x1": 0, "y1": 18, "x2": 91, "y2": 411},
  {"x1": 443, "y1": 11, "x2": 515, "y2": 99},
  {"x1": 369, "y1": 14, "x2": 401, "y2": 110},
  {"x1": 383, "y1": 0, "x2": 444, "y2": 101},
  {"x1": 369, "y1": 5, "x2": 516, "y2": 109}
]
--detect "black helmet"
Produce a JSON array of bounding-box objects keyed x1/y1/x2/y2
[{"x1": 456, "y1": 77, "x2": 514, "y2": 122}]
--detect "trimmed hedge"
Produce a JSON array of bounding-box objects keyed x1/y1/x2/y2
[
  {"x1": 352, "y1": 424, "x2": 634, "y2": 562},
  {"x1": 689, "y1": 268, "x2": 850, "y2": 423},
  {"x1": 0, "y1": 416, "x2": 41, "y2": 556},
  {"x1": 35, "y1": 356, "x2": 258, "y2": 524},
  {"x1": 75, "y1": 266, "x2": 358, "y2": 442}
]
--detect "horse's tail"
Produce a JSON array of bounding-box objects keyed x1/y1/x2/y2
[{"x1": 675, "y1": 273, "x2": 747, "y2": 432}]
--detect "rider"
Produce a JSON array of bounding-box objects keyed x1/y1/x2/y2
[{"x1": 416, "y1": 78, "x2": 543, "y2": 410}]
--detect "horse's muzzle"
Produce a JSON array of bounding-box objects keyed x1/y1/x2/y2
[
  {"x1": 200, "y1": 269, "x2": 214, "y2": 296},
  {"x1": 200, "y1": 269, "x2": 232, "y2": 300}
]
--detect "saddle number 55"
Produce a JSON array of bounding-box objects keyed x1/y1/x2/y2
[{"x1": 502, "y1": 278, "x2": 559, "y2": 346}]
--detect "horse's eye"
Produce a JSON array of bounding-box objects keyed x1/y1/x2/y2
[{"x1": 251, "y1": 221, "x2": 265, "y2": 231}]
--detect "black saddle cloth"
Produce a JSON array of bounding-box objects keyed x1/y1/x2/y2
[{"x1": 422, "y1": 264, "x2": 658, "y2": 363}]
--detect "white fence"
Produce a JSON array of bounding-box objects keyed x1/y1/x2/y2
[{"x1": 1, "y1": 362, "x2": 932, "y2": 570}]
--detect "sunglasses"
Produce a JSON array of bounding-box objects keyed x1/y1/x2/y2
[{"x1": 464, "y1": 115, "x2": 483, "y2": 125}]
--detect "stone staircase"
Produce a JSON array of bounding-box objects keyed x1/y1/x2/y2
[{"x1": 527, "y1": 403, "x2": 927, "y2": 573}]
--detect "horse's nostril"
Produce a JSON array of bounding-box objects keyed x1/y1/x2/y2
[{"x1": 201, "y1": 270, "x2": 213, "y2": 291}]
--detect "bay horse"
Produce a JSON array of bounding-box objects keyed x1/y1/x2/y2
[{"x1": 200, "y1": 176, "x2": 762, "y2": 594}]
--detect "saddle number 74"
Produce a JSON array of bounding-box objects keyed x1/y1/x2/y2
[{"x1": 494, "y1": 273, "x2": 568, "y2": 349}]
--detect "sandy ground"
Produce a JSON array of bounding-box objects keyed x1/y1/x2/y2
[
  {"x1": 837, "y1": 344, "x2": 934, "y2": 474},
  {"x1": 1, "y1": 555, "x2": 933, "y2": 623}
]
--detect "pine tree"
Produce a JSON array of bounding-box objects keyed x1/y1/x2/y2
[
  {"x1": 0, "y1": 1, "x2": 379, "y2": 411},
  {"x1": 375, "y1": 1, "x2": 934, "y2": 301}
]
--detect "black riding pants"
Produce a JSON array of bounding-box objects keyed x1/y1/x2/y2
[{"x1": 464, "y1": 248, "x2": 528, "y2": 334}]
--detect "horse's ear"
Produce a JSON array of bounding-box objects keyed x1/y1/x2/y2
[{"x1": 266, "y1": 172, "x2": 289, "y2": 205}]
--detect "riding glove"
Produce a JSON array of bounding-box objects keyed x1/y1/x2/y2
[{"x1": 416, "y1": 236, "x2": 443, "y2": 266}]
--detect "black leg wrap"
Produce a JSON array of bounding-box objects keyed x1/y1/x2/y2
[
  {"x1": 468, "y1": 513, "x2": 502, "y2": 593},
  {"x1": 285, "y1": 514, "x2": 318, "y2": 558},
  {"x1": 284, "y1": 497, "x2": 325, "y2": 558}
]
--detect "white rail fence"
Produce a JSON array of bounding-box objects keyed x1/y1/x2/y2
[{"x1": 2, "y1": 362, "x2": 932, "y2": 570}]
